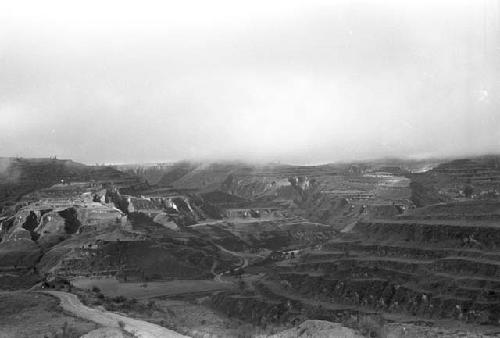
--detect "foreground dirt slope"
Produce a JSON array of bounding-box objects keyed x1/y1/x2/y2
[
  {"x1": 269, "y1": 320, "x2": 363, "y2": 338},
  {"x1": 44, "y1": 291, "x2": 188, "y2": 338},
  {"x1": 0, "y1": 291, "x2": 96, "y2": 338}
]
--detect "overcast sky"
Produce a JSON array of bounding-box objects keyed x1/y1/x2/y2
[{"x1": 0, "y1": 0, "x2": 499, "y2": 164}]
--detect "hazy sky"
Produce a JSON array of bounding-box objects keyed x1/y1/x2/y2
[{"x1": 0, "y1": 0, "x2": 499, "y2": 164}]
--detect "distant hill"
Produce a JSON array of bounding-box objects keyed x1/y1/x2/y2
[
  {"x1": 408, "y1": 155, "x2": 500, "y2": 207},
  {"x1": 0, "y1": 157, "x2": 146, "y2": 211},
  {"x1": 114, "y1": 162, "x2": 198, "y2": 186}
]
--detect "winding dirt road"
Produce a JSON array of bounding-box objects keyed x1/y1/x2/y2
[
  {"x1": 214, "y1": 244, "x2": 249, "y2": 271},
  {"x1": 43, "y1": 290, "x2": 189, "y2": 338}
]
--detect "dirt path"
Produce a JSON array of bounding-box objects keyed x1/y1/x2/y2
[
  {"x1": 43, "y1": 290, "x2": 189, "y2": 338},
  {"x1": 215, "y1": 244, "x2": 249, "y2": 271},
  {"x1": 210, "y1": 244, "x2": 249, "y2": 283}
]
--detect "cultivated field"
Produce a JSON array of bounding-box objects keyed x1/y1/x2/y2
[{"x1": 72, "y1": 277, "x2": 234, "y2": 299}]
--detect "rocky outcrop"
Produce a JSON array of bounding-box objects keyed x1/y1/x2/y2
[
  {"x1": 222, "y1": 174, "x2": 297, "y2": 200},
  {"x1": 75, "y1": 204, "x2": 125, "y2": 232},
  {"x1": 36, "y1": 211, "x2": 67, "y2": 238},
  {"x1": 124, "y1": 194, "x2": 222, "y2": 227},
  {"x1": 152, "y1": 213, "x2": 179, "y2": 230}
]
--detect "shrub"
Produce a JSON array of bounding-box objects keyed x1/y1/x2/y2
[
  {"x1": 119, "y1": 298, "x2": 140, "y2": 311},
  {"x1": 358, "y1": 315, "x2": 386, "y2": 338},
  {"x1": 112, "y1": 296, "x2": 127, "y2": 303},
  {"x1": 48, "y1": 322, "x2": 81, "y2": 338},
  {"x1": 238, "y1": 280, "x2": 247, "y2": 292}
]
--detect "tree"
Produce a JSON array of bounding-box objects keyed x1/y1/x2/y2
[
  {"x1": 464, "y1": 185, "x2": 474, "y2": 198},
  {"x1": 238, "y1": 280, "x2": 247, "y2": 292}
]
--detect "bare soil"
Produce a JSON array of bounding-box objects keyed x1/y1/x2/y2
[{"x1": 0, "y1": 291, "x2": 96, "y2": 338}]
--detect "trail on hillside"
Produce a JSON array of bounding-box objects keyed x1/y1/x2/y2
[
  {"x1": 43, "y1": 290, "x2": 189, "y2": 338},
  {"x1": 215, "y1": 244, "x2": 249, "y2": 270}
]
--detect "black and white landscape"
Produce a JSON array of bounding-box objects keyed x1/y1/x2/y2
[{"x1": 1, "y1": 1, "x2": 499, "y2": 337}]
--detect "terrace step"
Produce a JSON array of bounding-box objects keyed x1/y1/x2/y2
[
  {"x1": 276, "y1": 271, "x2": 500, "y2": 324},
  {"x1": 433, "y1": 272, "x2": 500, "y2": 290},
  {"x1": 433, "y1": 257, "x2": 500, "y2": 278},
  {"x1": 352, "y1": 220, "x2": 500, "y2": 248}
]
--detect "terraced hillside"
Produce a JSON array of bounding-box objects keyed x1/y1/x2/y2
[
  {"x1": 409, "y1": 156, "x2": 500, "y2": 207},
  {"x1": 193, "y1": 158, "x2": 500, "y2": 336},
  {"x1": 241, "y1": 201, "x2": 500, "y2": 335},
  {"x1": 0, "y1": 157, "x2": 146, "y2": 213},
  {"x1": 2, "y1": 156, "x2": 500, "y2": 337}
]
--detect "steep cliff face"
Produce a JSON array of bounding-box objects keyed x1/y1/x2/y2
[
  {"x1": 35, "y1": 211, "x2": 67, "y2": 246},
  {"x1": 124, "y1": 194, "x2": 222, "y2": 227},
  {"x1": 0, "y1": 180, "x2": 136, "y2": 290},
  {"x1": 221, "y1": 174, "x2": 296, "y2": 201},
  {"x1": 2, "y1": 203, "x2": 126, "y2": 245}
]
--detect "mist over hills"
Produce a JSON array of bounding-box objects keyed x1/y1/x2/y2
[
  {"x1": 1, "y1": 0, "x2": 499, "y2": 335},
  {"x1": 1, "y1": 153, "x2": 500, "y2": 336}
]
